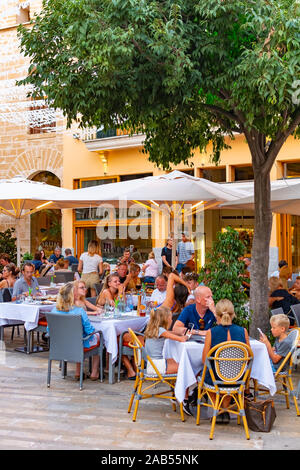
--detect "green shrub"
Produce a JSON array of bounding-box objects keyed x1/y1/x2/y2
[
  {"x1": 198, "y1": 226, "x2": 250, "y2": 328},
  {"x1": 0, "y1": 228, "x2": 17, "y2": 266},
  {"x1": 22, "y1": 252, "x2": 33, "y2": 261}
]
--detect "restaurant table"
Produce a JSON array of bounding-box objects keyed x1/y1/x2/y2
[
  {"x1": 0, "y1": 301, "x2": 55, "y2": 353},
  {"x1": 163, "y1": 338, "x2": 276, "y2": 403},
  {"x1": 89, "y1": 312, "x2": 149, "y2": 384}
]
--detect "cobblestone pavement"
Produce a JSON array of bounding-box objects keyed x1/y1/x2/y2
[{"x1": 0, "y1": 328, "x2": 300, "y2": 451}]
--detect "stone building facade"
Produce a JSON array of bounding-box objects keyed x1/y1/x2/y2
[{"x1": 0, "y1": 0, "x2": 64, "y2": 257}]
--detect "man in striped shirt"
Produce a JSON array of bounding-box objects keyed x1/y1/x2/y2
[{"x1": 176, "y1": 233, "x2": 195, "y2": 274}]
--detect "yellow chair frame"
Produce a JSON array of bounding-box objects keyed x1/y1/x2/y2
[
  {"x1": 127, "y1": 328, "x2": 184, "y2": 422},
  {"x1": 253, "y1": 328, "x2": 300, "y2": 416},
  {"x1": 196, "y1": 341, "x2": 253, "y2": 440}
]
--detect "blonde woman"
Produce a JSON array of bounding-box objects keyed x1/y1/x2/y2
[
  {"x1": 142, "y1": 251, "x2": 159, "y2": 283},
  {"x1": 123, "y1": 263, "x2": 142, "y2": 292},
  {"x1": 73, "y1": 280, "x2": 99, "y2": 313},
  {"x1": 54, "y1": 258, "x2": 70, "y2": 272},
  {"x1": 202, "y1": 299, "x2": 250, "y2": 423},
  {"x1": 96, "y1": 273, "x2": 122, "y2": 307},
  {"x1": 51, "y1": 282, "x2": 100, "y2": 380},
  {"x1": 144, "y1": 307, "x2": 188, "y2": 375},
  {"x1": 78, "y1": 240, "x2": 103, "y2": 297}
]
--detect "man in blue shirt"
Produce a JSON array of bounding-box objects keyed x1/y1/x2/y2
[
  {"x1": 49, "y1": 246, "x2": 63, "y2": 265},
  {"x1": 12, "y1": 262, "x2": 41, "y2": 300},
  {"x1": 64, "y1": 248, "x2": 78, "y2": 266},
  {"x1": 172, "y1": 285, "x2": 216, "y2": 416},
  {"x1": 172, "y1": 286, "x2": 216, "y2": 336}
]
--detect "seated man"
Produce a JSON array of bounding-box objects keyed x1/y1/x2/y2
[
  {"x1": 49, "y1": 246, "x2": 63, "y2": 265},
  {"x1": 114, "y1": 263, "x2": 128, "y2": 284},
  {"x1": 12, "y1": 262, "x2": 41, "y2": 300},
  {"x1": 172, "y1": 286, "x2": 216, "y2": 336},
  {"x1": 150, "y1": 275, "x2": 167, "y2": 306},
  {"x1": 118, "y1": 247, "x2": 134, "y2": 265},
  {"x1": 64, "y1": 248, "x2": 79, "y2": 266}
]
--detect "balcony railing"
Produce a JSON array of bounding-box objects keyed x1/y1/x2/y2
[{"x1": 81, "y1": 127, "x2": 131, "y2": 141}]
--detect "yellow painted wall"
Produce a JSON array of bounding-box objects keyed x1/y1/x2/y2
[{"x1": 62, "y1": 132, "x2": 300, "y2": 255}]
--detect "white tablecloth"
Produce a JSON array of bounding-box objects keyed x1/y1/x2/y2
[
  {"x1": 163, "y1": 338, "x2": 276, "y2": 403},
  {"x1": 0, "y1": 302, "x2": 54, "y2": 331},
  {"x1": 90, "y1": 314, "x2": 148, "y2": 364}
]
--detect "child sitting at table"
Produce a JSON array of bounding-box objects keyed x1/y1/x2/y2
[
  {"x1": 259, "y1": 314, "x2": 293, "y2": 372},
  {"x1": 144, "y1": 306, "x2": 188, "y2": 376}
]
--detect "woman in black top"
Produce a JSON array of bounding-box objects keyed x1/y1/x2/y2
[
  {"x1": 161, "y1": 238, "x2": 178, "y2": 269},
  {"x1": 269, "y1": 276, "x2": 299, "y2": 325}
]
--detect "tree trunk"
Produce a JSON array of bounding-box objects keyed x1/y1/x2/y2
[{"x1": 249, "y1": 168, "x2": 273, "y2": 337}]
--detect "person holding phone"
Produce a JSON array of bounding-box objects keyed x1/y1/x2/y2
[{"x1": 259, "y1": 314, "x2": 293, "y2": 372}]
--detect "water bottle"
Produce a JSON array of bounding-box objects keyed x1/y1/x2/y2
[
  {"x1": 119, "y1": 295, "x2": 125, "y2": 314},
  {"x1": 126, "y1": 294, "x2": 133, "y2": 312},
  {"x1": 104, "y1": 299, "x2": 110, "y2": 317}
]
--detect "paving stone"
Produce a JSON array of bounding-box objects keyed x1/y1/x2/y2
[{"x1": 1, "y1": 327, "x2": 300, "y2": 450}]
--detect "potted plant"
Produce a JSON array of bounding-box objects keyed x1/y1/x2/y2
[{"x1": 198, "y1": 226, "x2": 250, "y2": 328}]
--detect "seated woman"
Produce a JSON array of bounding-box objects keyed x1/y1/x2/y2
[
  {"x1": 289, "y1": 276, "x2": 300, "y2": 300},
  {"x1": 73, "y1": 280, "x2": 100, "y2": 313},
  {"x1": 161, "y1": 272, "x2": 190, "y2": 327},
  {"x1": 202, "y1": 299, "x2": 251, "y2": 424},
  {"x1": 100, "y1": 262, "x2": 111, "y2": 280},
  {"x1": 268, "y1": 276, "x2": 299, "y2": 323},
  {"x1": 144, "y1": 306, "x2": 188, "y2": 374},
  {"x1": 96, "y1": 273, "x2": 122, "y2": 307},
  {"x1": 0, "y1": 263, "x2": 19, "y2": 300},
  {"x1": 40, "y1": 249, "x2": 49, "y2": 265},
  {"x1": 51, "y1": 282, "x2": 100, "y2": 380},
  {"x1": 31, "y1": 252, "x2": 43, "y2": 273},
  {"x1": 183, "y1": 272, "x2": 200, "y2": 304},
  {"x1": 54, "y1": 258, "x2": 70, "y2": 272},
  {"x1": 123, "y1": 263, "x2": 142, "y2": 292}
]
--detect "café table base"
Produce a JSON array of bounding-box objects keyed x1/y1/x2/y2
[
  {"x1": 15, "y1": 345, "x2": 47, "y2": 354},
  {"x1": 15, "y1": 330, "x2": 49, "y2": 354}
]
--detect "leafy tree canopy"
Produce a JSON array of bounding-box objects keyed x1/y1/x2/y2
[{"x1": 18, "y1": 0, "x2": 300, "y2": 169}]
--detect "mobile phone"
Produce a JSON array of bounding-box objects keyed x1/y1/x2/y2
[{"x1": 257, "y1": 327, "x2": 264, "y2": 336}]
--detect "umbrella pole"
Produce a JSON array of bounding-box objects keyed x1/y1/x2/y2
[{"x1": 16, "y1": 218, "x2": 21, "y2": 267}]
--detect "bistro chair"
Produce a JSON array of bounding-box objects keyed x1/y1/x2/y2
[
  {"x1": 290, "y1": 305, "x2": 300, "y2": 327},
  {"x1": 253, "y1": 328, "x2": 300, "y2": 416},
  {"x1": 270, "y1": 307, "x2": 284, "y2": 316},
  {"x1": 93, "y1": 283, "x2": 103, "y2": 296},
  {"x1": 127, "y1": 328, "x2": 184, "y2": 423},
  {"x1": 117, "y1": 328, "x2": 145, "y2": 382},
  {"x1": 71, "y1": 264, "x2": 79, "y2": 272},
  {"x1": 86, "y1": 297, "x2": 97, "y2": 311},
  {"x1": 37, "y1": 277, "x2": 51, "y2": 286},
  {"x1": 196, "y1": 341, "x2": 253, "y2": 440},
  {"x1": 53, "y1": 272, "x2": 75, "y2": 283},
  {"x1": 45, "y1": 312, "x2": 104, "y2": 390}
]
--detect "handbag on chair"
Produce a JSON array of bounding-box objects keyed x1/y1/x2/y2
[{"x1": 245, "y1": 398, "x2": 276, "y2": 432}]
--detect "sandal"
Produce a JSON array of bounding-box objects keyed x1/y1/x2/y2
[
  {"x1": 75, "y1": 373, "x2": 90, "y2": 381},
  {"x1": 89, "y1": 375, "x2": 99, "y2": 381},
  {"x1": 127, "y1": 375, "x2": 137, "y2": 381}
]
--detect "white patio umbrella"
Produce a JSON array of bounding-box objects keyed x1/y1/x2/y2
[
  {"x1": 70, "y1": 170, "x2": 250, "y2": 267},
  {"x1": 220, "y1": 178, "x2": 300, "y2": 214},
  {"x1": 0, "y1": 176, "x2": 102, "y2": 266}
]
